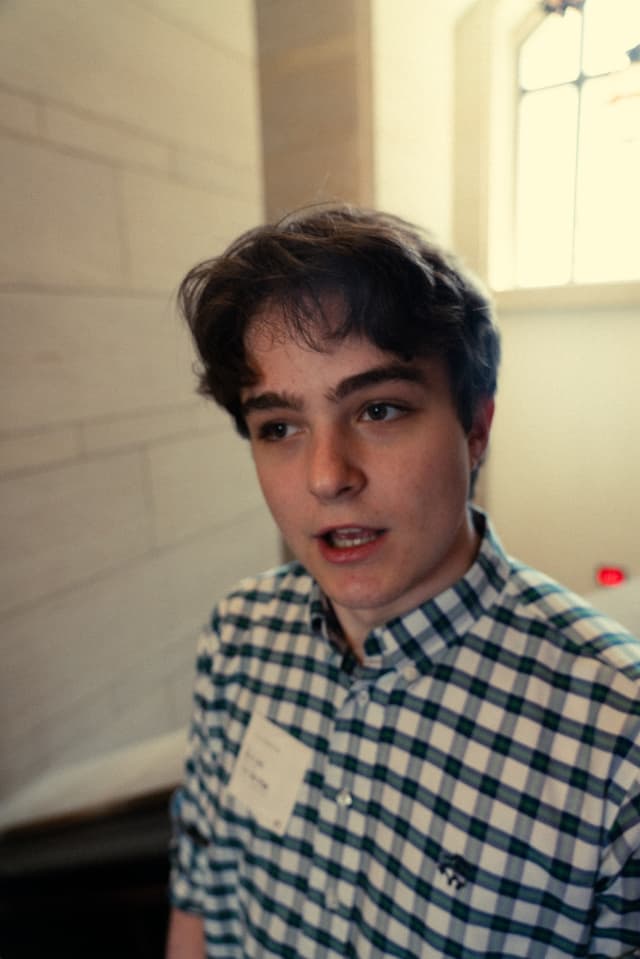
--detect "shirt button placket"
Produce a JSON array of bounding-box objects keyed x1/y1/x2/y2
[{"x1": 307, "y1": 694, "x2": 361, "y2": 929}]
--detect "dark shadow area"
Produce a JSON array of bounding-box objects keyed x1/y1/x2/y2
[{"x1": 0, "y1": 788, "x2": 173, "y2": 958}]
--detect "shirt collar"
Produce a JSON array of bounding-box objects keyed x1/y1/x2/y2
[{"x1": 308, "y1": 509, "x2": 511, "y2": 675}]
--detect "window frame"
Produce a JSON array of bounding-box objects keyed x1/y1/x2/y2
[
  {"x1": 515, "y1": 1, "x2": 640, "y2": 289},
  {"x1": 453, "y1": 0, "x2": 640, "y2": 309}
]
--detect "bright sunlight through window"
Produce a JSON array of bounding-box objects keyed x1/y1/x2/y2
[{"x1": 515, "y1": 0, "x2": 640, "y2": 287}]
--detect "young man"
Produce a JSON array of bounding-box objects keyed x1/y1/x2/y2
[{"x1": 167, "y1": 207, "x2": 640, "y2": 958}]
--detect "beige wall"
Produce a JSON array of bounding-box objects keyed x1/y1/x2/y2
[
  {"x1": 256, "y1": 0, "x2": 469, "y2": 239},
  {"x1": 0, "y1": 0, "x2": 474, "y2": 815},
  {"x1": 257, "y1": 0, "x2": 373, "y2": 217},
  {"x1": 487, "y1": 300, "x2": 640, "y2": 596},
  {"x1": 371, "y1": 0, "x2": 471, "y2": 241},
  {"x1": 0, "y1": 0, "x2": 280, "y2": 800}
]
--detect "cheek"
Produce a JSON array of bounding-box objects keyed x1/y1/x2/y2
[
  {"x1": 252, "y1": 460, "x2": 278, "y2": 509},
  {"x1": 397, "y1": 441, "x2": 471, "y2": 498},
  {"x1": 254, "y1": 464, "x2": 301, "y2": 528}
]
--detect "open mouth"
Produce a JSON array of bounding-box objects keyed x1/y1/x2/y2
[{"x1": 321, "y1": 527, "x2": 384, "y2": 549}]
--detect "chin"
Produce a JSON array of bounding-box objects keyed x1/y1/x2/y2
[{"x1": 322, "y1": 579, "x2": 400, "y2": 615}]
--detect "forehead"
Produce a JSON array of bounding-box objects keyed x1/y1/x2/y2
[
  {"x1": 242, "y1": 300, "x2": 451, "y2": 403},
  {"x1": 245, "y1": 299, "x2": 379, "y2": 376},
  {"x1": 245, "y1": 293, "x2": 342, "y2": 355}
]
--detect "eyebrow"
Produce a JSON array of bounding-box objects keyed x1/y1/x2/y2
[
  {"x1": 241, "y1": 390, "x2": 303, "y2": 417},
  {"x1": 241, "y1": 362, "x2": 427, "y2": 417},
  {"x1": 328, "y1": 363, "x2": 427, "y2": 403}
]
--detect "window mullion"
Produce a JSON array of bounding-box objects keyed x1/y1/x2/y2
[{"x1": 569, "y1": 12, "x2": 587, "y2": 283}]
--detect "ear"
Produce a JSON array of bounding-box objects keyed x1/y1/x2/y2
[{"x1": 467, "y1": 397, "x2": 495, "y2": 470}]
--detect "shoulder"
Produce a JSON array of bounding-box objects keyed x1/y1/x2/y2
[
  {"x1": 478, "y1": 514, "x2": 640, "y2": 689},
  {"x1": 200, "y1": 561, "x2": 315, "y2": 645},
  {"x1": 217, "y1": 560, "x2": 313, "y2": 618},
  {"x1": 192, "y1": 561, "x2": 313, "y2": 668},
  {"x1": 498, "y1": 559, "x2": 640, "y2": 690},
  {"x1": 477, "y1": 561, "x2": 640, "y2": 785}
]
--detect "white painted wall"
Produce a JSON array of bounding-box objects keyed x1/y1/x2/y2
[
  {"x1": 487, "y1": 299, "x2": 640, "y2": 596},
  {"x1": 370, "y1": 0, "x2": 473, "y2": 242},
  {"x1": 0, "y1": 0, "x2": 280, "y2": 802}
]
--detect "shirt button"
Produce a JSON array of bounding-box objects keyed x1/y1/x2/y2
[
  {"x1": 357, "y1": 689, "x2": 369, "y2": 707},
  {"x1": 402, "y1": 665, "x2": 420, "y2": 684},
  {"x1": 336, "y1": 788, "x2": 353, "y2": 808}
]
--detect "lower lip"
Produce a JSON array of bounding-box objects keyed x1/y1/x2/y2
[{"x1": 316, "y1": 531, "x2": 386, "y2": 564}]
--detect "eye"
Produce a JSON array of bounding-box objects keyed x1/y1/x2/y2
[
  {"x1": 256, "y1": 420, "x2": 299, "y2": 442},
  {"x1": 361, "y1": 402, "x2": 405, "y2": 423}
]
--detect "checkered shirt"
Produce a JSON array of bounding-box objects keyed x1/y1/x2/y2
[{"x1": 170, "y1": 515, "x2": 640, "y2": 957}]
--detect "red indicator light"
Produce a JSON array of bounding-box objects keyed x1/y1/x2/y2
[{"x1": 595, "y1": 566, "x2": 627, "y2": 588}]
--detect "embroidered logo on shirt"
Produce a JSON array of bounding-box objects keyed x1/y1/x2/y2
[{"x1": 438, "y1": 852, "x2": 474, "y2": 890}]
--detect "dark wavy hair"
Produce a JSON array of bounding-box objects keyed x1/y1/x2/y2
[{"x1": 178, "y1": 205, "x2": 500, "y2": 437}]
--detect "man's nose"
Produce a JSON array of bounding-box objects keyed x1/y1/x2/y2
[{"x1": 307, "y1": 427, "x2": 365, "y2": 501}]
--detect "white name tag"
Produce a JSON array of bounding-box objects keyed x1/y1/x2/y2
[{"x1": 226, "y1": 712, "x2": 313, "y2": 837}]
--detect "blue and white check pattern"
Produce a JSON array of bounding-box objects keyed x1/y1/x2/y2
[{"x1": 170, "y1": 515, "x2": 640, "y2": 957}]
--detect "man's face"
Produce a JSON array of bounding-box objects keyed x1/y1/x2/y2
[{"x1": 241, "y1": 304, "x2": 494, "y2": 653}]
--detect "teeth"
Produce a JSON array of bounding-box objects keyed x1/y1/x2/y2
[{"x1": 329, "y1": 528, "x2": 378, "y2": 548}]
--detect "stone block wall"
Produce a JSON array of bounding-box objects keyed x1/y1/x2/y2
[{"x1": 0, "y1": 0, "x2": 280, "y2": 799}]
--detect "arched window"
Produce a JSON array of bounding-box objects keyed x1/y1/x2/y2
[{"x1": 515, "y1": 0, "x2": 640, "y2": 287}]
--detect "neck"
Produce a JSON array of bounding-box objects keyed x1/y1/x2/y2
[{"x1": 328, "y1": 517, "x2": 483, "y2": 663}]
